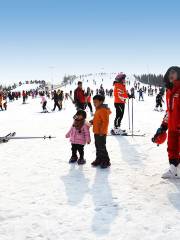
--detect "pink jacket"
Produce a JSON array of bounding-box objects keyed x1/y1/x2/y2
[{"x1": 66, "y1": 124, "x2": 91, "y2": 145}]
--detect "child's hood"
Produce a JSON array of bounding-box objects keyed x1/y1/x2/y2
[{"x1": 98, "y1": 104, "x2": 111, "y2": 115}]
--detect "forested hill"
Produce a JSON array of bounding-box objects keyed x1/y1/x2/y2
[{"x1": 134, "y1": 74, "x2": 164, "y2": 87}]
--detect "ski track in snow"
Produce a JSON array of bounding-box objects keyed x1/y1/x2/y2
[{"x1": 0, "y1": 76, "x2": 180, "y2": 240}]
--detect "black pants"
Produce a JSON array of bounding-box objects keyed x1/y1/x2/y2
[
  {"x1": 42, "y1": 101, "x2": 47, "y2": 110},
  {"x1": 94, "y1": 135, "x2": 110, "y2": 163},
  {"x1": 87, "y1": 102, "x2": 93, "y2": 112},
  {"x1": 156, "y1": 101, "x2": 162, "y2": 108},
  {"x1": 114, "y1": 103, "x2": 125, "y2": 128},
  {"x1": 76, "y1": 102, "x2": 86, "y2": 110},
  {"x1": 23, "y1": 96, "x2": 26, "y2": 103},
  {"x1": 139, "y1": 95, "x2": 144, "y2": 101},
  {"x1": 71, "y1": 144, "x2": 84, "y2": 159},
  {"x1": 53, "y1": 101, "x2": 61, "y2": 111}
]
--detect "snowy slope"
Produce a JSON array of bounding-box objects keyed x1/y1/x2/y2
[
  {"x1": 12, "y1": 84, "x2": 40, "y2": 92},
  {"x1": 0, "y1": 78, "x2": 179, "y2": 240}
]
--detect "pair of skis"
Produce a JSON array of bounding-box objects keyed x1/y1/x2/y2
[
  {"x1": 109, "y1": 129, "x2": 145, "y2": 137},
  {"x1": 0, "y1": 132, "x2": 56, "y2": 143}
]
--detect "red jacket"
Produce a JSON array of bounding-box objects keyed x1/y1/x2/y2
[
  {"x1": 163, "y1": 80, "x2": 180, "y2": 132},
  {"x1": 114, "y1": 82, "x2": 128, "y2": 104},
  {"x1": 74, "y1": 88, "x2": 86, "y2": 104}
]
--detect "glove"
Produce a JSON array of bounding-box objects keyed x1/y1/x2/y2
[{"x1": 152, "y1": 124, "x2": 168, "y2": 145}]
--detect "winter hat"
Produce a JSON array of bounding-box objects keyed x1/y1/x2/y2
[
  {"x1": 74, "y1": 109, "x2": 87, "y2": 120},
  {"x1": 164, "y1": 66, "x2": 180, "y2": 89},
  {"x1": 115, "y1": 72, "x2": 126, "y2": 82}
]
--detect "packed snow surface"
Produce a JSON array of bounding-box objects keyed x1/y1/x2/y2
[{"x1": 0, "y1": 76, "x2": 179, "y2": 240}]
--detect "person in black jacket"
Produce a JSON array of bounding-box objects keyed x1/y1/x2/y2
[
  {"x1": 155, "y1": 92, "x2": 164, "y2": 111},
  {"x1": 52, "y1": 90, "x2": 61, "y2": 111}
]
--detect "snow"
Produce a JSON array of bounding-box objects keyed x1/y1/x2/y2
[
  {"x1": 11, "y1": 84, "x2": 40, "y2": 92},
  {"x1": 0, "y1": 77, "x2": 180, "y2": 240}
]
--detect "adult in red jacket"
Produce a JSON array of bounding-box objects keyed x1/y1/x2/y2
[
  {"x1": 112, "y1": 73, "x2": 128, "y2": 134},
  {"x1": 22, "y1": 90, "x2": 27, "y2": 104},
  {"x1": 74, "y1": 81, "x2": 86, "y2": 110},
  {"x1": 152, "y1": 66, "x2": 180, "y2": 178}
]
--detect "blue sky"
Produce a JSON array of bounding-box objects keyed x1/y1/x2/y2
[{"x1": 0, "y1": 0, "x2": 180, "y2": 83}]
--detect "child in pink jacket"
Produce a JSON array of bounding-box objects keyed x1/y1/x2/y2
[{"x1": 66, "y1": 110, "x2": 91, "y2": 164}]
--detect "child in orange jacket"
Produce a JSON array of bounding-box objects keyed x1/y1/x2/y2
[{"x1": 91, "y1": 95, "x2": 111, "y2": 169}]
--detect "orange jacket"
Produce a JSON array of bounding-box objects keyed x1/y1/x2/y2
[
  {"x1": 93, "y1": 105, "x2": 111, "y2": 135},
  {"x1": 114, "y1": 82, "x2": 128, "y2": 103}
]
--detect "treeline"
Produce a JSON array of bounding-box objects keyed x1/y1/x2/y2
[
  {"x1": 62, "y1": 75, "x2": 77, "y2": 86},
  {"x1": 134, "y1": 74, "x2": 164, "y2": 87}
]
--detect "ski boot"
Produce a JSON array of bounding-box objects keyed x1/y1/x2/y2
[
  {"x1": 77, "y1": 158, "x2": 86, "y2": 165},
  {"x1": 100, "y1": 160, "x2": 111, "y2": 169},
  {"x1": 69, "y1": 156, "x2": 78, "y2": 164},
  {"x1": 111, "y1": 127, "x2": 126, "y2": 135},
  {"x1": 91, "y1": 159, "x2": 101, "y2": 167},
  {"x1": 162, "y1": 164, "x2": 180, "y2": 179}
]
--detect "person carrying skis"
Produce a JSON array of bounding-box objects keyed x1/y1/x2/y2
[
  {"x1": 91, "y1": 95, "x2": 111, "y2": 168},
  {"x1": 66, "y1": 110, "x2": 91, "y2": 165},
  {"x1": 154, "y1": 91, "x2": 164, "y2": 111},
  {"x1": 152, "y1": 66, "x2": 180, "y2": 178},
  {"x1": 74, "y1": 81, "x2": 86, "y2": 110},
  {"x1": 112, "y1": 73, "x2": 128, "y2": 135}
]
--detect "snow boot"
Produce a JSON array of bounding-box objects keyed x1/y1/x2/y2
[
  {"x1": 162, "y1": 164, "x2": 180, "y2": 179},
  {"x1": 77, "y1": 158, "x2": 86, "y2": 165},
  {"x1": 111, "y1": 128, "x2": 126, "y2": 135},
  {"x1": 91, "y1": 159, "x2": 101, "y2": 167},
  {"x1": 69, "y1": 156, "x2": 78, "y2": 164},
  {"x1": 100, "y1": 160, "x2": 111, "y2": 169}
]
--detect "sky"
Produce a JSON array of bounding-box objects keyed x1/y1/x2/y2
[{"x1": 0, "y1": 0, "x2": 180, "y2": 84}]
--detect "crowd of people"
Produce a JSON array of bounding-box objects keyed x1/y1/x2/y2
[
  {"x1": 1, "y1": 67, "x2": 180, "y2": 177},
  {"x1": 65, "y1": 67, "x2": 180, "y2": 177}
]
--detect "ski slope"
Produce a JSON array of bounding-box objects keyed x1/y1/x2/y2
[{"x1": 0, "y1": 77, "x2": 180, "y2": 240}]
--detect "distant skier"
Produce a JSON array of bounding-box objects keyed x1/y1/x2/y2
[
  {"x1": 58, "y1": 90, "x2": 64, "y2": 110},
  {"x1": 112, "y1": 73, "x2": 128, "y2": 135},
  {"x1": 154, "y1": 92, "x2": 164, "y2": 111},
  {"x1": 22, "y1": 90, "x2": 27, "y2": 104},
  {"x1": 138, "y1": 88, "x2": 144, "y2": 101},
  {"x1": 91, "y1": 95, "x2": 111, "y2": 168},
  {"x1": 130, "y1": 87, "x2": 135, "y2": 99},
  {"x1": 152, "y1": 66, "x2": 180, "y2": 178},
  {"x1": 86, "y1": 87, "x2": 93, "y2": 116},
  {"x1": 40, "y1": 93, "x2": 48, "y2": 112},
  {"x1": 66, "y1": 110, "x2": 91, "y2": 165},
  {"x1": 74, "y1": 81, "x2": 86, "y2": 110},
  {"x1": 99, "y1": 85, "x2": 105, "y2": 96},
  {"x1": 52, "y1": 90, "x2": 61, "y2": 111},
  {"x1": 0, "y1": 93, "x2": 3, "y2": 111}
]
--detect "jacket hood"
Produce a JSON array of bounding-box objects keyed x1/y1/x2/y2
[
  {"x1": 164, "y1": 66, "x2": 180, "y2": 89},
  {"x1": 98, "y1": 104, "x2": 111, "y2": 114}
]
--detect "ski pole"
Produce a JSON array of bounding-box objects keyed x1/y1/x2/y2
[
  {"x1": 132, "y1": 98, "x2": 134, "y2": 137},
  {"x1": 1, "y1": 136, "x2": 56, "y2": 140},
  {"x1": 128, "y1": 98, "x2": 131, "y2": 130}
]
